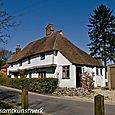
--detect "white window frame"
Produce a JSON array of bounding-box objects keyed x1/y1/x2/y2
[{"x1": 62, "y1": 65, "x2": 70, "y2": 79}]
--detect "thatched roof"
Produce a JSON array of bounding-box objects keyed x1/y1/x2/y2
[{"x1": 8, "y1": 31, "x2": 103, "y2": 67}]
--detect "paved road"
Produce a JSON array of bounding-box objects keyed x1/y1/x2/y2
[{"x1": 0, "y1": 86, "x2": 115, "y2": 115}]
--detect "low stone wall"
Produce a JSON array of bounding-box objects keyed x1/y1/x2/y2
[{"x1": 53, "y1": 87, "x2": 91, "y2": 96}]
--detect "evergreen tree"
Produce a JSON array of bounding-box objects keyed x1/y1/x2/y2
[{"x1": 88, "y1": 4, "x2": 115, "y2": 69}]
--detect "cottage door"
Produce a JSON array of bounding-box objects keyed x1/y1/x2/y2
[{"x1": 76, "y1": 67, "x2": 82, "y2": 87}]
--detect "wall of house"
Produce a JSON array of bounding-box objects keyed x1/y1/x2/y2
[
  {"x1": 8, "y1": 52, "x2": 54, "y2": 72},
  {"x1": 53, "y1": 52, "x2": 76, "y2": 87},
  {"x1": 54, "y1": 51, "x2": 71, "y2": 65},
  {"x1": 7, "y1": 62, "x2": 19, "y2": 73},
  {"x1": 8, "y1": 51, "x2": 106, "y2": 88},
  {"x1": 59, "y1": 65, "x2": 76, "y2": 87},
  {"x1": 82, "y1": 66, "x2": 106, "y2": 87},
  {"x1": 93, "y1": 67, "x2": 105, "y2": 87},
  {"x1": 21, "y1": 52, "x2": 54, "y2": 69}
]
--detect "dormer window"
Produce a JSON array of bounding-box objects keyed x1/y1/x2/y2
[
  {"x1": 54, "y1": 50, "x2": 58, "y2": 56},
  {"x1": 40, "y1": 53, "x2": 45, "y2": 60},
  {"x1": 11, "y1": 64, "x2": 13, "y2": 67},
  {"x1": 28, "y1": 57, "x2": 31, "y2": 64},
  {"x1": 19, "y1": 60, "x2": 22, "y2": 66}
]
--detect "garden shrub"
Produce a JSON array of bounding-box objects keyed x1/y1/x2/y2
[
  {"x1": 0, "y1": 77, "x2": 58, "y2": 93},
  {"x1": 81, "y1": 71, "x2": 94, "y2": 92},
  {"x1": 0, "y1": 70, "x2": 8, "y2": 77},
  {"x1": 0, "y1": 101, "x2": 13, "y2": 109}
]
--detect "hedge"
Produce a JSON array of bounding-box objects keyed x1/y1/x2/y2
[
  {"x1": 0, "y1": 77, "x2": 58, "y2": 93},
  {"x1": 0, "y1": 70, "x2": 7, "y2": 77},
  {"x1": 0, "y1": 101, "x2": 13, "y2": 109}
]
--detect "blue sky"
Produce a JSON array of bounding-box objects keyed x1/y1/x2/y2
[{"x1": 1, "y1": 0, "x2": 115, "y2": 53}]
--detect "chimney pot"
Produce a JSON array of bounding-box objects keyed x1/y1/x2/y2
[
  {"x1": 58, "y1": 30, "x2": 64, "y2": 36},
  {"x1": 16, "y1": 45, "x2": 21, "y2": 54},
  {"x1": 45, "y1": 23, "x2": 54, "y2": 36}
]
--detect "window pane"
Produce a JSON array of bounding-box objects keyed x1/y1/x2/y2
[
  {"x1": 38, "y1": 71, "x2": 46, "y2": 78},
  {"x1": 100, "y1": 68, "x2": 103, "y2": 75},
  {"x1": 62, "y1": 66, "x2": 70, "y2": 79},
  {"x1": 67, "y1": 70, "x2": 69, "y2": 78},
  {"x1": 40, "y1": 53, "x2": 45, "y2": 60},
  {"x1": 96, "y1": 68, "x2": 99, "y2": 75},
  {"x1": 29, "y1": 73, "x2": 31, "y2": 78},
  {"x1": 19, "y1": 61, "x2": 22, "y2": 66},
  {"x1": 28, "y1": 57, "x2": 30, "y2": 64}
]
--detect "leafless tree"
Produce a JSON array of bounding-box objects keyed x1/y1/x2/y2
[
  {"x1": 0, "y1": 48, "x2": 13, "y2": 67},
  {"x1": 0, "y1": 6, "x2": 17, "y2": 44}
]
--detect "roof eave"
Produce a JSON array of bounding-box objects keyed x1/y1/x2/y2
[{"x1": 73, "y1": 63, "x2": 104, "y2": 68}]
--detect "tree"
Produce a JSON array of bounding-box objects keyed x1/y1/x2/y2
[
  {"x1": 88, "y1": 4, "x2": 115, "y2": 75},
  {"x1": 0, "y1": 4, "x2": 17, "y2": 44},
  {"x1": 0, "y1": 48, "x2": 13, "y2": 67}
]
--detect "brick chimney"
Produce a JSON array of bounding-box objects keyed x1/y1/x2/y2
[
  {"x1": 45, "y1": 23, "x2": 54, "y2": 36},
  {"x1": 16, "y1": 45, "x2": 21, "y2": 54}
]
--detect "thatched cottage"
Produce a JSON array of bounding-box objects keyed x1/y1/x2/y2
[{"x1": 7, "y1": 24, "x2": 106, "y2": 87}]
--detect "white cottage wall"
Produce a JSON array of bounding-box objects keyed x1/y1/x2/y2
[
  {"x1": 83, "y1": 66, "x2": 106, "y2": 87},
  {"x1": 20, "y1": 52, "x2": 54, "y2": 70},
  {"x1": 8, "y1": 52, "x2": 54, "y2": 72},
  {"x1": 54, "y1": 52, "x2": 76, "y2": 88},
  {"x1": 93, "y1": 67, "x2": 105, "y2": 87},
  {"x1": 8, "y1": 50, "x2": 106, "y2": 88}
]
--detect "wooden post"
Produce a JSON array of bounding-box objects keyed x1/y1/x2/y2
[
  {"x1": 94, "y1": 94, "x2": 104, "y2": 115},
  {"x1": 21, "y1": 89, "x2": 28, "y2": 109}
]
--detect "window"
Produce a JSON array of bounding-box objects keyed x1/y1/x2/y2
[
  {"x1": 62, "y1": 66, "x2": 70, "y2": 79},
  {"x1": 96, "y1": 68, "x2": 99, "y2": 75},
  {"x1": 105, "y1": 82, "x2": 108, "y2": 86},
  {"x1": 28, "y1": 57, "x2": 31, "y2": 64},
  {"x1": 38, "y1": 71, "x2": 46, "y2": 78},
  {"x1": 100, "y1": 68, "x2": 103, "y2": 76},
  {"x1": 40, "y1": 53, "x2": 45, "y2": 60},
  {"x1": 54, "y1": 50, "x2": 58, "y2": 56},
  {"x1": 11, "y1": 64, "x2": 13, "y2": 67},
  {"x1": 96, "y1": 68, "x2": 103, "y2": 76},
  {"x1": 19, "y1": 60, "x2": 22, "y2": 66},
  {"x1": 82, "y1": 68, "x2": 84, "y2": 72},
  {"x1": 29, "y1": 73, "x2": 32, "y2": 78}
]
